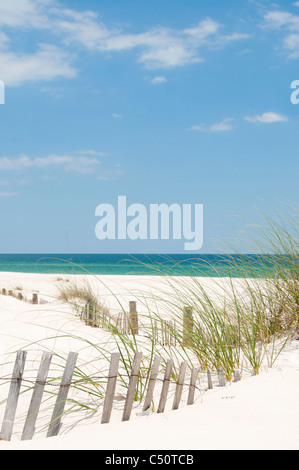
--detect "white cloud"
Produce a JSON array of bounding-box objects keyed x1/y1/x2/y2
[
  {"x1": 0, "y1": 154, "x2": 101, "y2": 173},
  {"x1": 294, "y1": 2, "x2": 299, "y2": 6},
  {"x1": 52, "y1": 7, "x2": 112, "y2": 49},
  {"x1": 0, "y1": 44, "x2": 76, "y2": 86},
  {"x1": 264, "y1": 9, "x2": 299, "y2": 58},
  {"x1": 0, "y1": 0, "x2": 249, "y2": 85},
  {"x1": 0, "y1": 0, "x2": 50, "y2": 28},
  {"x1": 98, "y1": 19, "x2": 248, "y2": 69},
  {"x1": 244, "y1": 112, "x2": 288, "y2": 123},
  {"x1": 188, "y1": 118, "x2": 235, "y2": 133},
  {"x1": 112, "y1": 113, "x2": 122, "y2": 119},
  {"x1": 65, "y1": 20, "x2": 214, "y2": 68},
  {"x1": 283, "y1": 33, "x2": 299, "y2": 58},
  {"x1": 151, "y1": 76, "x2": 167, "y2": 85}
]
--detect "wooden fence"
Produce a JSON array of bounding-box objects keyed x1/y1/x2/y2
[
  {"x1": 0, "y1": 348, "x2": 241, "y2": 442},
  {"x1": 80, "y1": 300, "x2": 185, "y2": 346},
  {"x1": 0, "y1": 291, "x2": 190, "y2": 347},
  {"x1": 0, "y1": 300, "x2": 243, "y2": 442}
]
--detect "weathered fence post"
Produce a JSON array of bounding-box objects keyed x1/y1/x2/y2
[
  {"x1": 129, "y1": 301, "x2": 138, "y2": 335},
  {"x1": 217, "y1": 368, "x2": 226, "y2": 387},
  {"x1": 0, "y1": 350, "x2": 27, "y2": 441},
  {"x1": 101, "y1": 353, "x2": 120, "y2": 424},
  {"x1": 87, "y1": 302, "x2": 94, "y2": 327},
  {"x1": 157, "y1": 359, "x2": 174, "y2": 413},
  {"x1": 81, "y1": 304, "x2": 88, "y2": 324},
  {"x1": 142, "y1": 356, "x2": 161, "y2": 414},
  {"x1": 207, "y1": 368, "x2": 213, "y2": 390},
  {"x1": 122, "y1": 352, "x2": 143, "y2": 422},
  {"x1": 187, "y1": 367, "x2": 199, "y2": 406},
  {"x1": 92, "y1": 307, "x2": 99, "y2": 328},
  {"x1": 234, "y1": 369, "x2": 241, "y2": 382},
  {"x1": 21, "y1": 352, "x2": 53, "y2": 440},
  {"x1": 172, "y1": 362, "x2": 187, "y2": 410},
  {"x1": 183, "y1": 306, "x2": 193, "y2": 347},
  {"x1": 47, "y1": 351, "x2": 78, "y2": 438}
]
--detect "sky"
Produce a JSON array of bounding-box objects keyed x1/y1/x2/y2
[{"x1": 0, "y1": 0, "x2": 298, "y2": 254}]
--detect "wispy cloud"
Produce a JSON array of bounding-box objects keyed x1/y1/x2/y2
[
  {"x1": 97, "y1": 19, "x2": 248, "y2": 70},
  {"x1": 263, "y1": 9, "x2": 299, "y2": 59},
  {"x1": 0, "y1": 152, "x2": 123, "y2": 182},
  {"x1": 188, "y1": 118, "x2": 235, "y2": 133},
  {"x1": 0, "y1": 44, "x2": 76, "y2": 87},
  {"x1": 0, "y1": 0, "x2": 49, "y2": 28},
  {"x1": 112, "y1": 113, "x2": 122, "y2": 119},
  {"x1": 150, "y1": 76, "x2": 167, "y2": 85},
  {"x1": 0, "y1": 0, "x2": 249, "y2": 87},
  {"x1": 244, "y1": 112, "x2": 288, "y2": 123},
  {"x1": 0, "y1": 154, "x2": 101, "y2": 174}
]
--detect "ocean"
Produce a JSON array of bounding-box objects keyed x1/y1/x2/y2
[{"x1": 0, "y1": 253, "x2": 285, "y2": 277}]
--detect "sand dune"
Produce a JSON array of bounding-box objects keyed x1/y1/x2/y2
[{"x1": 0, "y1": 272, "x2": 298, "y2": 450}]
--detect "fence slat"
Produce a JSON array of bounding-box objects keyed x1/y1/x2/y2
[
  {"x1": 142, "y1": 356, "x2": 161, "y2": 413},
  {"x1": 187, "y1": 367, "x2": 199, "y2": 406},
  {"x1": 101, "y1": 353, "x2": 120, "y2": 424},
  {"x1": 0, "y1": 350, "x2": 27, "y2": 441},
  {"x1": 172, "y1": 361, "x2": 187, "y2": 410},
  {"x1": 47, "y1": 351, "x2": 78, "y2": 438},
  {"x1": 157, "y1": 358, "x2": 174, "y2": 413},
  {"x1": 21, "y1": 352, "x2": 53, "y2": 441},
  {"x1": 122, "y1": 352, "x2": 143, "y2": 422},
  {"x1": 207, "y1": 369, "x2": 213, "y2": 389}
]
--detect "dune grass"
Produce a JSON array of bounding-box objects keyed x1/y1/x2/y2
[{"x1": 48, "y1": 207, "x2": 299, "y2": 390}]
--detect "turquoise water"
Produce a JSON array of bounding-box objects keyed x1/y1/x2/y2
[{"x1": 0, "y1": 254, "x2": 285, "y2": 277}]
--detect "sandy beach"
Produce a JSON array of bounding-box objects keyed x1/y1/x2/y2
[{"x1": 0, "y1": 271, "x2": 298, "y2": 451}]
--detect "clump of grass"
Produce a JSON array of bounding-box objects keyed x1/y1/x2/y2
[
  {"x1": 14, "y1": 285, "x2": 23, "y2": 291},
  {"x1": 57, "y1": 279, "x2": 102, "y2": 312}
]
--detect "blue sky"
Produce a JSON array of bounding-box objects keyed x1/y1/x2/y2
[{"x1": 0, "y1": 0, "x2": 298, "y2": 254}]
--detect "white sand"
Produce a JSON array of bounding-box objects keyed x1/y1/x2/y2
[{"x1": 0, "y1": 272, "x2": 298, "y2": 451}]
